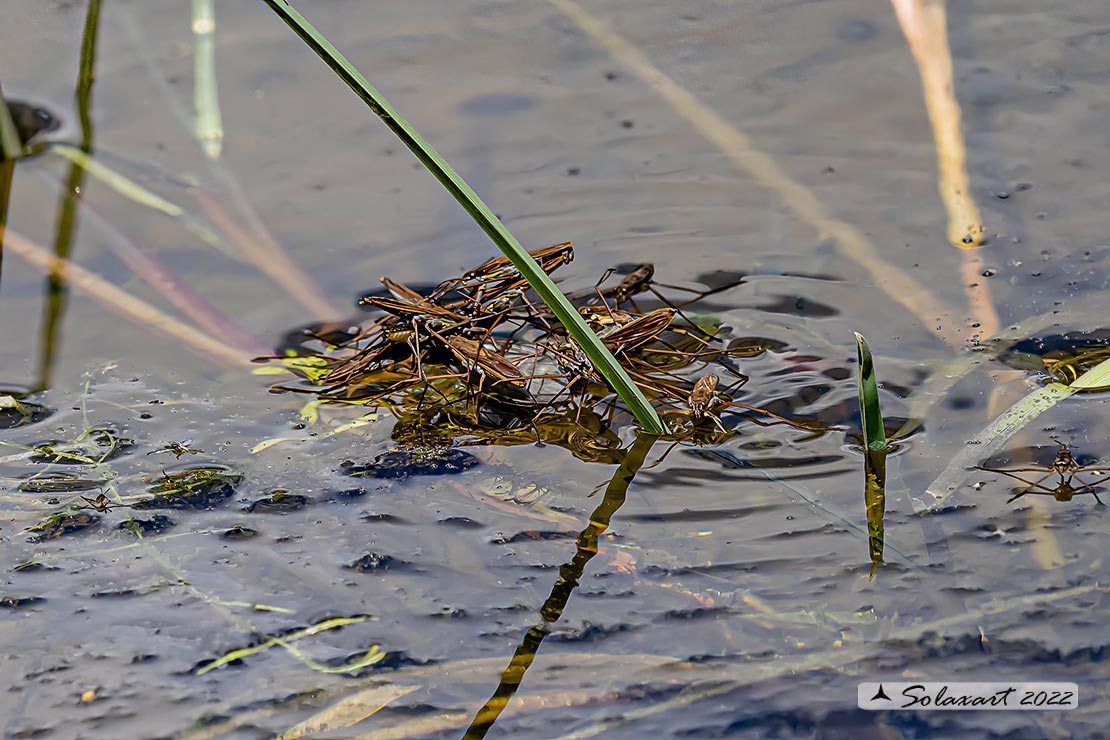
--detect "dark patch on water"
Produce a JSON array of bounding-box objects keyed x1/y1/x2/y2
[
  {"x1": 326, "y1": 487, "x2": 372, "y2": 500},
  {"x1": 361, "y1": 512, "x2": 408, "y2": 524},
  {"x1": 90, "y1": 588, "x2": 138, "y2": 599},
  {"x1": 429, "y1": 607, "x2": 467, "y2": 620},
  {"x1": 342, "y1": 448, "x2": 479, "y2": 479},
  {"x1": 345, "y1": 552, "x2": 409, "y2": 573},
  {"x1": 119, "y1": 515, "x2": 176, "y2": 536},
  {"x1": 1, "y1": 99, "x2": 60, "y2": 161},
  {"x1": 837, "y1": 19, "x2": 878, "y2": 42},
  {"x1": 725, "y1": 336, "x2": 790, "y2": 356},
  {"x1": 27, "y1": 511, "x2": 99, "y2": 542},
  {"x1": 220, "y1": 526, "x2": 257, "y2": 541},
  {"x1": 274, "y1": 320, "x2": 361, "y2": 354},
  {"x1": 492, "y1": 530, "x2": 577, "y2": 544},
  {"x1": 17, "y1": 472, "x2": 107, "y2": 492},
  {"x1": 620, "y1": 506, "x2": 762, "y2": 523},
  {"x1": 11, "y1": 561, "x2": 56, "y2": 574},
  {"x1": 0, "y1": 394, "x2": 52, "y2": 429},
  {"x1": 750, "y1": 294, "x2": 839, "y2": 318},
  {"x1": 246, "y1": 492, "x2": 311, "y2": 513},
  {"x1": 132, "y1": 465, "x2": 243, "y2": 510},
  {"x1": 660, "y1": 607, "x2": 728, "y2": 621},
  {"x1": 437, "y1": 516, "x2": 484, "y2": 529},
  {"x1": 458, "y1": 92, "x2": 535, "y2": 116},
  {"x1": 28, "y1": 427, "x2": 133, "y2": 465},
  {"x1": 684, "y1": 448, "x2": 843, "y2": 470},
  {"x1": 547, "y1": 621, "x2": 640, "y2": 643},
  {"x1": 0, "y1": 594, "x2": 46, "y2": 609},
  {"x1": 338, "y1": 649, "x2": 431, "y2": 676}
]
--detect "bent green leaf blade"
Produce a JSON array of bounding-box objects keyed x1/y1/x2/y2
[
  {"x1": 854, "y1": 333, "x2": 886, "y2": 451},
  {"x1": 260, "y1": 0, "x2": 664, "y2": 433}
]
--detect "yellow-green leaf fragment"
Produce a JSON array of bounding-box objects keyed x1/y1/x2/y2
[
  {"x1": 277, "y1": 684, "x2": 418, "y2": 740},
  {"x1": 1069, "y1": 356, "x2": 1110, "y2": 391}
]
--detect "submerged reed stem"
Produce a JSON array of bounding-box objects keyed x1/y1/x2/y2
[{"x1": 191, "y1": 0, "x2": 224, "y2": 159}]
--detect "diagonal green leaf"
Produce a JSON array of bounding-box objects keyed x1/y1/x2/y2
[{"x1": 259, "y1": 0, "x2": 664, "y2": 433}]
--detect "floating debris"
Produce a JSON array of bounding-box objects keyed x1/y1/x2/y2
[
  {"x1": 17, "y1": 472, "x2": 108, "y2": 493},
  {"x1": 998, "y1": 330, "x2": 1110, "y2": 390},
  {"x1": 345, "y1": 552, "x2": 406, "y2": 573},
  {"x1": 1, "y1": 99, "x2": 60, "y2": 162},
  {"x1": 119, "y1": 515, "x2": 176, "y2": 536},
  {"x1": 133, "y1": 464, "x2": 243, "y2": 510},
  {"x1": 246, "y1": 491, "x2": 311, "y2": 513},
  {"x1": 341, "y1": 447, "x2": 479, "y2": 479},
  {"x1": 27, "y1": 511, "x2": 100, "y2": 542},
  {"x1": 29, "y1": 427, "x2": 132, "y2": 465},
  {"x1": 0, "y1": 594, "x2": 46, "y2": 610},
  {"x1": 221, "y1": 526, "x2": 258, "y2": 541},
  {"x1": 0, "y1": 393, "x2": 51, "y2": 429}
]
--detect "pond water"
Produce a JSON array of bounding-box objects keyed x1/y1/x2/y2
[{"x1": 2, "y1": 1, "x2": 1108, "y2": 738}]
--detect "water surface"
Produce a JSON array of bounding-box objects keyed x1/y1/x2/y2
[{"x1": 1, "y1": 1, "x2": 1108, "y2": 738}]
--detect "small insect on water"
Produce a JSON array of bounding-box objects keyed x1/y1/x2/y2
[
  {"x1": 976, "y1": 443, "x2": 1109, "y2": 504},
  {"x1": 687, "y1": 374, "x2": 719, "y2": 420},
  {"x1": 670, "y1": 374, "x2": 732, "y2": 433},
  {"x1": 77, "y1": 493, "x2": 125, "y2": 513},
  {"x1": 148, "y1": 441, "x2": 203, "y2": 458}
]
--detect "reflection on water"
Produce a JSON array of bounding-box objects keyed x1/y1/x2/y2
[{"x1": 1, "y1": 0, "x2": 1110, "y2": 738}]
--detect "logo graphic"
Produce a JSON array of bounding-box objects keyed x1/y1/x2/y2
[{"x1": 870, "y1": 684, "x2": 892, "y2": 702}]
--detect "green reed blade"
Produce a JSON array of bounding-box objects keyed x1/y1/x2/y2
[
  {"x1": 856, "y1": 332, "x2": 889, "y2": 577},
  {"x1": 854, "y1": 333, "x2": 887, "y2": 452},
  {"x1": 259, "y1": 0, "x2": 664, "y2": 433}
]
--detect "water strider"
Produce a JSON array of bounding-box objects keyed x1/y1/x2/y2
[
  {"x1": 147, "y1": 440, "x2": 203, "y2": 458},
  {"x1": 977, "y1": 443, "x2": 1108, "y2": 504}
]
